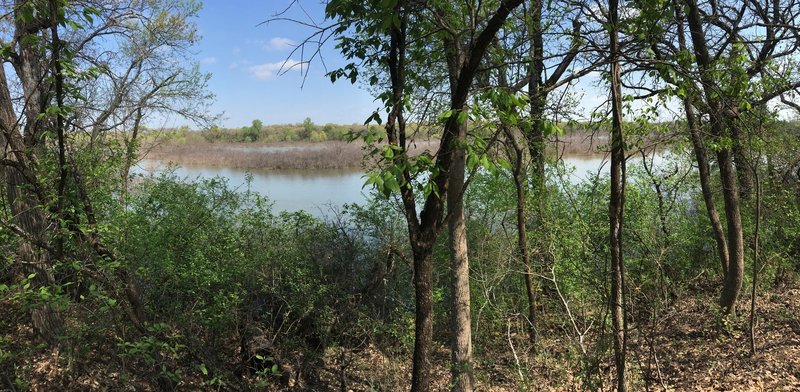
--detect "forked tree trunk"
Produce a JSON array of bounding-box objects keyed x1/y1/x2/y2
[
  {"x1": 684, "y1": 0, "x2": 745, "y2": 314},
  {"x1": 716, "y1": 149, "x2": 745, "y2": 313},
  {"x1": 379, "y1": 2, "x2": 524, "y2": 390},
  {"x1": 0, "y1": 7, "x2": 64, "y2": 345}
]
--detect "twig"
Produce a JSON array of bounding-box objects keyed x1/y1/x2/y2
[{"x1": 506, "y1": 317, "x2": 526, "y2": 384}]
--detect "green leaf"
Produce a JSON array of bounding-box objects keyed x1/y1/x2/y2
[
  {"x1": 543, "y1": 121, "x2": 563, "y2": 137},
  {"x1": 383, "y1": 171, "x2": 400, "y2": 194},
  {"x1": 456, "y1": 110, "x2": 468, "y2": 125},
  {"x1": 466, "y1": 153, "x2": 479, "y2": 171},
  {"x1": 364, "y1": 111, "x2": 382, "y2": 125},
  {"x1": 0, "y1": 44, "x2": 12, "y2": 59},
  {"x1": 382, "y1": 146, "x2": 394, "y2": 159},
  {"x1": 438, "y1": 110, "x2": 454, "y2": 123},
  {"x1": 739, "y1": 100, "x2": 751, "y2": 111}
]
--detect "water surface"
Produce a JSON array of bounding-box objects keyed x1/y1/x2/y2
[{"x1": 137, "y1": 152, "x2": 671, "y2": 213}]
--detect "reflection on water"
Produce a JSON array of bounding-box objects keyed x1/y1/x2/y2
[
  {"x1": 136, "y1": 152, "x2": 671, "y2": 213},
  {"x1": 563, "y1": 155, "x2": 609, "y2": 181},
  {"x1": 136, "y1": 160, "x2": 366, "y2": 214},
  {"x1": 561, "y1": 152, "x2": 670, "y2": 182}
]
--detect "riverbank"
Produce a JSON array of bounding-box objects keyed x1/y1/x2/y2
[
  {"x1": 145, "y1": 139, "x2": 441, "y2": 170},
  {"x1": 144, "y1": 129, "x2": 631, "y2": 170}
]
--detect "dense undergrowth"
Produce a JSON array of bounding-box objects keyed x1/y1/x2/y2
[{"x1": 1, "y1": 144, "x2": 799, "y2": 390}]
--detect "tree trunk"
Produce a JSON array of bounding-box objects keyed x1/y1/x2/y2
[
  {"x1": 0, "y1": 11, "x2": 63, "y2": 345},
  {"x1": 609, "y1": 0, "x2": 627, "y2": 389},
  {"x1": 385, "y1": 3, "x2": 525, "y2": 390},
  {"x1": 684, "y1": 0, "x2": 745, "y2": 314},
  {"x1": 507, "y1": 127, "x2": 537, "y2": 345},
  {"x1": 5, "y1": 168, "x2": 64, "y2": 345},
  {"x1": 749, "y1": 167, "x2": 761, "y2": 355},
  {"x1": 732, "y1": 126, "x2": 754, "y2": 200},
  {"x1": 716, "y1": 148, "x2": 745, "y2": 313},
  {"x1": 411, "y1": 241, "x2": 435, "y2": 392},
  {"x1": 447, "y1": 116, "x2": 474, "y2": 391},
  {"x1": 525, "y1": 0, "x2": 553, "y2": 330},
  {"x1": 685, "y1": 102, "x2": 730, "y2": 276},
  {"x1": 527, "y1": 0, "x2": 546, "y2": 196}
]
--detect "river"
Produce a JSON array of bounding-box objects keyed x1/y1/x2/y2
[{"x1": 137, "y1": 153, "x2": 666, "y2": 214}]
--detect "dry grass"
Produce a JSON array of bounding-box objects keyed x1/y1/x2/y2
[
  {"x1": 146, "y1": 140, "x2": 441, "y2": 170},
  {"x1": 551, "y1": 128, "x2": 676, "y2": 158},
  {"x1": 552, "y1": 129, "x2": 610, "y2": 156},
  {"x1": 145, "y1": 127, "x2": 674, "y2": 171}
]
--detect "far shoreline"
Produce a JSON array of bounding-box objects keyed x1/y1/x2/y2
[
  {"x1": 143, "y1": 130, "x2": 628, "y2": 171},
  {"x1": 145, "y1": 139, "x2": 441, "y2": 170}
]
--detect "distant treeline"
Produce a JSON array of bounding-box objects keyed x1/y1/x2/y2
[
  {"x1": 155, "y1": 118, "x2": 692, "y2": 145},
  {"x1": 200, "y1": 118, "x2": 377, "y2": 143}
]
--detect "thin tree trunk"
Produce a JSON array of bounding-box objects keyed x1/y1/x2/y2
[
  {"x1": 749, "y1": 166, "x2": 761, "y2": 355},
  {"x1": 507, "y1": 127, "x2": 537, "y2": 345},
  {"x1": 732, "y1": 126, "x2": 754, "y2": 200},
  {"x1": 382, "y1": 9, "x2": 435, "y2": 390},
  {"x1": 411, "y1": 242, "x2": 434, "y2": 392},
  {"x1": 527, "y1": 0, "x2": 553, "y2": 305},
  {"x1": 609, "y1": 0, "x2": 627, "y2": 389},
  {"x1": 495, "y1": 48, "x2": 538, "y2": 346},
  {"x1": 528, "y1": 0, "x2": 546, "y2": 195},
  {"x1": 121, "y1": 108, "x2": 144, "y2": 204},
  {"x1": 685, "y1": 102, "x2": 730, "y2": 276}
]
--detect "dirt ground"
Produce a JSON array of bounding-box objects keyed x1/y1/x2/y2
[{"x1": 5, "y1": 286, "x2": 799, "y2": 391}]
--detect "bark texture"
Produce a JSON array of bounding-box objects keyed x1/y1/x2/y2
[{"x1": 447, "y1": 118, "x2": 474, "y2": 391}]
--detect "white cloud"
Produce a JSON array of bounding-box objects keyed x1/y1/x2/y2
[
  {"x1": 266, "y1": 37, "x2": 296, "y2": 51},
  {"x1": 200, "y1": 56, "x2": 217, "y2": 65},
  {"x1": 248, "y1": 59, "x2": 301, "y2": 80},
  {"x1": 229, "y1": 59, "x2": 251, "y2": 69}
]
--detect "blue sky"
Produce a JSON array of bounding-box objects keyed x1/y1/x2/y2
[
  {"x1": 152, "y1": 1, "x2": 798, "y2": 128},
  {"x1": 188, "y1": 1, "x2": 662, "y2": 129},
  {"x1": 193, "y1": 2, "x2": 800, "y2": 128},
  {"x1": 193, "y1": 1, "x2": 376, "y2": 127}
]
